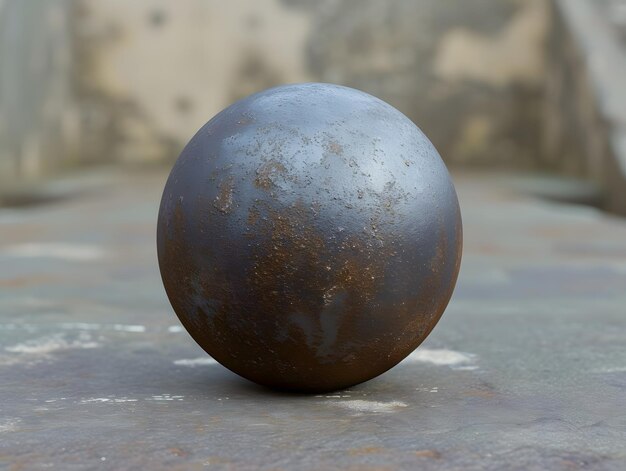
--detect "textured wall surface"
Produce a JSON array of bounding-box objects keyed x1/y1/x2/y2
[
  {"x1": 69, "y1": 0, "x2": 550, "y2": 168},
  {"x1": 74, "y1": 0, "x2": 312, "y2": 164},
  {"x1": 11, "y1": 0, "x2": 625, "y2": 190},
  {"x1": 308, "y1": 0, "x2": 550, "y2": 168},
  {"x1": 544, "y1": 0, "x2": 626, "y2": 214},
  {"x1": 0, "y1": 0, "x2": 78, "y2": 181}
]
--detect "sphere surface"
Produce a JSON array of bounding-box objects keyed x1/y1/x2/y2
[{"x1": 157, "y1": 83, "x2": 462, "y2": 392}]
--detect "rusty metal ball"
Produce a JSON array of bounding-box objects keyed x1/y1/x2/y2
[{"x1": 157, "y1": 83, "x2": 462, "y2": 392}]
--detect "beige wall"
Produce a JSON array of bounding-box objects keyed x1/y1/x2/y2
[
  {"x1": 1, "y1": 0, "x2": 553, "y2": 181},
  {"x1": 75, "y1": 0, "x2": 312, "y2": 163}
]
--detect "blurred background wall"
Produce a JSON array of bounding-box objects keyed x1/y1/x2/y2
[
  {"x1": 0, "y1": 0, "x2": 78, "y2": 180},
  {"x1": 1, "y1": 0, "x2": 625, "y2": 211}
]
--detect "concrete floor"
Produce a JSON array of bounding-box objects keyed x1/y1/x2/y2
[{"x1": 1, "y1": 169, "x2": 625, "y2": 470}]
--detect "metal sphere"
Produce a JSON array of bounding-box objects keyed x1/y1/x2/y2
[{"x1": 157, "y1": 83, "x2": 462, "y2": 392}]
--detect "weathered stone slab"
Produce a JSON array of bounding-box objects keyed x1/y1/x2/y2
[{"x1": 1, "y1": 170, "x2": 625, "y2": 469}]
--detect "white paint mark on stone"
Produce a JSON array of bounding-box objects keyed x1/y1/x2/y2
[
  {"x1": 112, "y1": 324, "x2": 146, "y2": 333},
  {"x1": 57, "y1": 323, "x2": 147, "y2": 333},
  {"x1": 168, "y1": 325, "x2": 184, "y2": 333},
  {"x1": 148, "y1": 395, "x2": 184, "y2": 401},
  {"x1": 1, "y1": 243, "x2": 105, "y2": 261},
  {"x1": 80, "y1": 397, "x2": 138, "y2": 404},
  {"x1": 328, "y1": 400, "x2": 408, "y2": 413},
  {"x1": 315, "y1": 390, "x2": 358, "y2": 398},
  {"x1": 5, "y1": 333, "x2": 99, "y2": 354},
  {"x1": 0, "y1": 418, "x2": 21, "y2": 433},
  {"x1": 173, "y1": 357, "x2": 218, "y2": 367},
  {"x1": 58, "y1": 322, "x2": 103, "y2": 330},
  {"x1": 402, "y1": 348, "x2": 477, "y2": 368},
  {"x1": 44, "y1": 398, "x2": 67, "y2": 403}
]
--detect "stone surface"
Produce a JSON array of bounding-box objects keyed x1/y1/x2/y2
[{"x1": 1, "y1": 169, "x2": 625, "y2": 469}]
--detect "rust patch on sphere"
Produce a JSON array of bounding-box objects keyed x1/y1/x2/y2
[
  {"x1": 157, "y1": 83, "x2": 462, "y2": 392},
  {"x1": 254, "y1": 160, "x2": 289, "y2": 190},
  {"x1": 213, "y1": 177, "x2": 234, "y2": 214}
]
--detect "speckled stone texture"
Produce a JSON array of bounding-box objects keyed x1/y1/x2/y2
[{"x1": 1, "y1": 169, "x2": 625, "y2": 470}]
